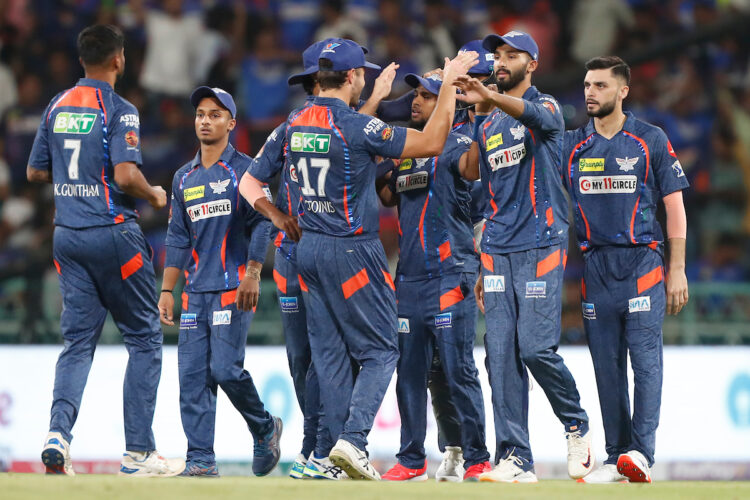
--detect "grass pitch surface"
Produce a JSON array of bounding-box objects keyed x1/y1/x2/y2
[{"x1": 2, "y1": 474, "x2": 749, "y2": 500}]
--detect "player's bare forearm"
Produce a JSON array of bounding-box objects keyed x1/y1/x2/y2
[
  {"x1": 459, "y1": 143, "x2": 480, "y2": 181},
  {"x1": 114, "y1": 162, "x2": 166, "y2": 209},
  {"x1": 27, "y1": 165, "x2": 52, "y2": 183},
  {"x1": 487, "y1": 91, "x2": 525, "y2": 119}
]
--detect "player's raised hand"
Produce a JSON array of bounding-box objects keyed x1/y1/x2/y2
[
  {"x1": 372, "y1": 62, "x2": 400, "y2": 100},
  {"x1": 150, "y1": 185, "x2": 167, "y2": 209},
  {"x1": 158, "y1": 291, "x2": 175, "y2": 326},
  {"x1": 442, "y1": 51, "x2": 479, "y2": 84},
  {"x1": 666, "y1": 267, "x2": 689, "y2": 315},
  {"x1": 272, "y1": 212, "x2": 302, "y2": 242},
  {"x1": 454, "y1": 75, "x2": 494, "y2": 107},
  {"x1": 474, "y1": 274, "x2": 485, "y2": 314}
]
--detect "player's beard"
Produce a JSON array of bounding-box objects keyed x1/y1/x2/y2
[
  {"x1": 587, "y1": 97, "x2": 617, "y2": 118},
  {"x1": 495, "y1": 64, "x2": 527, "y2": 92}
]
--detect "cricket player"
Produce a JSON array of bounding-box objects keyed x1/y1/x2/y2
[
  {"x1": 563, "y1": 56, "x2": 689, "y2": 484},
  {"x1": 28, "y1": 24, "x2": 183, "y2": 477},
  {"x1": 158, "y1": 86, "x2": 282, "y2": 477},
  {"x1": 242, "y1": 38, "x2": 478, "y2": 480},
  {"x1": 376, "y1": 73, "x2": 491, "y2": 483},
  {"x1": 454, "y1": 31, "x2": 593, "y2": 482}
]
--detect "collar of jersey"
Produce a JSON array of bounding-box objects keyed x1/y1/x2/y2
[
  {"x1": 584, "y1": 110, "x2": 637, "y2": 137},
  {"x1": 76, "y1": 78, "x2": 114, "y2": 92},
  {"x1": 189, "y1": 142, "x2": 236, "y2": 169},
  {"x1": 312, "y1": 96, "x2": 350, "y2": 109}
]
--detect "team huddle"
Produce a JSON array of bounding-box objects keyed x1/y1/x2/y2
[{"x1": 27, "y1": 24, "x2": 689, "y2": 484}]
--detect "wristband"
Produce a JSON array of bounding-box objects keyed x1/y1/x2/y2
[
  {"x1": 160, "y1": 289, "x2": 172, "y2": 294},
  {"x1": 245, "y1": 267, "x2": 261, "y2": 281}
]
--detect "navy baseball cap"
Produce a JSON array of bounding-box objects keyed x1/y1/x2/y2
[
  {"x1": 482, "y1": 30, "x2": 539, "y2": 61},
  {"x1": 405, "y1": 73, "x2": 442, "y2": 95},
  {"x1": 190, "y1": 86, "x2": 236, "y2": 118},
  {"x1": 318, "y1": 38, "x2": 381, "y2": 71},
  {"x1": 459, "y1": 40, "x2": 494, "y2": 76},
  {"x1": 288, "y1": 38, "x2": 336, "y2": 86}
]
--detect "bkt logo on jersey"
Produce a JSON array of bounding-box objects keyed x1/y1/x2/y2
[
  {"x1": 187, "y1": 199, "x2": 232, "y2": 222},
  {"x1": 629, "y1": 296, "x2": 651, "y2": 313},
  {"x1": 398, "y1": 318, "x2": 410, "y2": 333},
  {"x1": 488, "y1": 142, "x2": 526, "y2": 171},
  {"x1": 290, "y1": 132, "x2": 330, "y2": 153},
  {"x1": 579, "y1": 175, "x2": 637, "y2": 194},
  {"x1": 53, "y1": 112, "x2": 96, "y2": 134},
  {"x1": 396, "y1": 171, "x2": 428, "y2": 192},
  {"x1": 435, "y1": 313, "x2": 452, "y2": 328},
  {"x1": 483, "y1": 275, "x2": 505, "y2": 293}
]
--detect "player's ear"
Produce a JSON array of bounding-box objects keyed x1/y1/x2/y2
[
  {"x1": 227, "y1": 118, "x2": 236, "y2": 132},
  {"x1": 347, "y1": 68, "x2": 356, "y2": 84},
  {"x1": 620, "y1": 85, "x2": 630, "y2": 101},
  {"x1": 526, "y1": 58, "x2": 538, "y2": 75}
]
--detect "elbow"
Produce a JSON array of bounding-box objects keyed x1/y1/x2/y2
[{"x1": 114, "y1": 168, "x2": 132, "y2": 190}]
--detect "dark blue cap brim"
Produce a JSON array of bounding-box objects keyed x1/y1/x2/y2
[
  {"x1": 482, "y1": 34, "x2": 537, "y2": 60},
  {"x1": 404, "y1": 73, "x2": 441, "y2": 95},
  {"x1": 364, "y1": 61, "x2": 381, "y2": 71},
  {"x1": 288, "y1": 65, "x2": 319, "y2": 86}
]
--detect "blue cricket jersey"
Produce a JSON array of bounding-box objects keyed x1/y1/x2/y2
[
  {"x1": 165, "y1": 144, "x2": 270, "y2": 293},
  {"x1": 28, "y1": 78, "x2": 143, "y2": 228},
  {"x1": 285, "y1": 96, "x2": 407, "y2": 236},
  {"x1": 388, "y1": 131, "x2": 478, "y2": 281},
  {"x1": 563, "y1": 112, "x2": 690, "y2": 251},
  {"x1": 477, "y1": 85, "x2": 569, "y2": 254}
]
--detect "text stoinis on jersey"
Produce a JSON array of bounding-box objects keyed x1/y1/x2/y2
[
  {"x1": 187, "y1": 199, "x2": 232, "y2": 222},
  {"x1": 488, "y1": 142, "x2": 526, "y2": 171},
  {"x1": 579, "y1": 175, "x2": 637, "y2": 194}
]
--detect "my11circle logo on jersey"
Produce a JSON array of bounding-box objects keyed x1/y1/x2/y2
[
  {"x1": 187, "y1": 200, "x2": 231, "y2": 222},
  {"x1": 579, "y1": 175, "x2": 637, "y2": 194}
]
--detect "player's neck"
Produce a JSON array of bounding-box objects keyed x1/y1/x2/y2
[
  {"x1": 200, "y1": 136, "x2": 229, "y2": 168},
  {"x1": 594, "y1": 109, "x2": 627, "y2": 140},
  {"x1": 83, "y1": 70, "x2": 116, "y2": 89},
  {"x1": 319, "y1": 86, "x2": 351, "y2": 106},
  {"x1": 504, "y1": 79, "x2": 531, "y2": 99}
]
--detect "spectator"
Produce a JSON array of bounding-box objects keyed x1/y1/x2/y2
[{"x1": 314, "y1": 0, "x2": 368, "y2": 45}]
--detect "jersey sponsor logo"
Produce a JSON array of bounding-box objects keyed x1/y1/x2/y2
[
  {"x1": 616, "y1": 156, "x2": 639, "y2": 172},
  {"x1": 457, "y1": 135, "x2": 473, "y2": 145},
  {"x1": 488, "y1": 142, "x2": 526, "y2": 171},
  {"x1": 628, "y1": 296, "x2": 651, "y2": 313},
  {"x1": 578, "y1": 158, "x2": 605, "y2": 172},
  {"x1": 525, "y1": 281, "x2": 546, "y2": 298},
  {"x1": 119, "y1": 114, "x2": 139, "y2": 128},
  {"x1": 396, "y1": 171, "x2": 428, "y2": 192},
  {"x1": 290, "y1": 132, "x2": 330, "y2": 153},
  {"x1": 289, "y1": 163, "x2": 299, "y2": 182},
  {"x1": 53, "y1": 112, "x2": 96, "y2": 134},
  {"x1": 435, "y1": 312, "x2": 452, "y2": 328},
  {"x1": 483, "y1": 275, "x2": 505, "y2": 292},
  {"x1": 212, "y1": 310, "x2": 232, "y2": 325},
  {"x1": 125, "y1": 130, "x2": 139, "y2": 148},
  {"x1": 398, "y1": 317, "x2": 410, "y2": 333},
  {"x1": 381, "y1": 126, "x2": 394, "y2": 141},
  {"x1": 210, "y1": 178, "x2": 230, "y2": 194},
  {"x1": 671, "y1": 159, "x2": 685, "y2": 177},
  {"x1": 187, "y1": 199, "x2": 232, "y2": 222},
  {"x1": 363, "y1": 118, "x2": 385, "y2": 135},
  {"x1": 184, "y1": 185, "x2": 204, "y2": 201},
  {"x1": 542, "y1": 101, "x2": 556, "y2": 114},
  {"x1": 579, "y1": 175, "x2": 637, "y2": 194},
  {"x1": 582, "y1": 302, "x2": 596, "y2": 320},
  {"x1": 280, "y1": 296, "x2": 299, "y2": 313},
  {"x1": 54, "y1": 183, "x2": 100, "y2": 197},
  {"x1": 486, "y1": 133, "x2": 503, "y2": 151},
  {"x1": 180, "y1": 313, "x2": 197, "y2": 329},
  {"x1": 510, "y1": 125, "x2": 526, "y2": 141},
  {"x1": 398, "y1": 158, "x2": 413, "y2": 171},
  {"x1": 304, "y1": 199, "x2": 335, "y2": 213}
]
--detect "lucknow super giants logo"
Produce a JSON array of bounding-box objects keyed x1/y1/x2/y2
[{"x1": 728, "y1": 373, "x2": 750, "y2": 427}]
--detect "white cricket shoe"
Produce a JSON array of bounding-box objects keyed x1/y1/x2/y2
[
  {"x1": 329, "y1": 439, "x2": 380, "y2": 480},
  {"x1": 566, "y1": 428, "x2": 594, "y2": 479},
  {"x1": 289, "y1": 453, "x2": 307, "y2": 479},
  {"x1": 617, "y1": 450, "x2": 652, "y2": 483},
  {"x1": 435, "y1": 446, "x2": 464, "y2": 483},
  {"x1": 41, "y1": 432, "x2": 75, "y2": 476},
  {"x1": 579, "y1": 464, "x2": 628, "y2": 483},
  {"x1": 479, "y1": 453, "x2": 538, "y2": 483},
  {"x1": 303, "y1": 454, "x2": 349, "y2": 480},
  {"x1": 119, "y1": 450, "x2": 185, "y2": 477}
]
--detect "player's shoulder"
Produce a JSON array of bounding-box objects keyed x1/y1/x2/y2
[
  {"x1": 172, "y1": 161, "x2": 197, "y2": 186},
  {"x1": 447, "y1": 130, "x2": 473, "y2": 149},
  {"x1": 628, "y1": 115, "x2": 669, "y2": 145},
  {"x1": 563, "y1": 124, "x2": 593, "y2": 150}
]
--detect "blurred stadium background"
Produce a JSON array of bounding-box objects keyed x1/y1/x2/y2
[{"x1": 0, "y1": 0, "x2": 749, "y2": 480}]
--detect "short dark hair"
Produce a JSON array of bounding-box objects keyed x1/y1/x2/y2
[
  {"x1": 585, "y1": 56, "x2": 630, "y2": 85},
  {"x1": 77, "y1": 25, "x2": 124, "y2": 67},
  {"x1": 317, "y1": 58, "x2": 349, "y2": 90},
  {"x1": 301, "y1": 75, "x2": 317, "y2": 96}
]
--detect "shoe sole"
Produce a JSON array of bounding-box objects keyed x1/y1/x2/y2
[
  {"x1": 118, "y1": 469, "x2": 185, "y2": 478},
  {"x1": 436, "y1": 476, "x2": 463, "y2": 483},
  {"x1": 253, "y1": 418, "x2": 283, "y2": 477},
  {"x1": 329, "y1": 452, "x2": 378, "y2": 480},
  {"x1": 383, "y1": 474, "x2": 428, "y2": 482},
  {"x1": 616, "y1": 456, "x2": 651, "y2": 483},
  {"x1": 42, "y1": 448, "x2": 66, "y2": 475},
  {"x1": 479, "y1": 475, "x2": 539, "y2": 483}
]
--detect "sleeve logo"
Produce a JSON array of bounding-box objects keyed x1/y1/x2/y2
[{"x1": 125, "y1": 130, "x2": 139, "y2": 148}]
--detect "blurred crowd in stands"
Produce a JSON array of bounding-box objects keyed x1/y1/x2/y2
[{"x1": 1, "y1": 0, "x2": 750, "y2": 343}]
